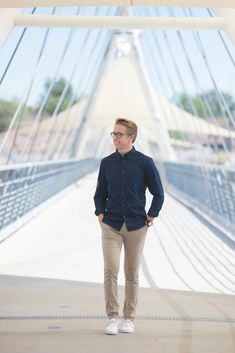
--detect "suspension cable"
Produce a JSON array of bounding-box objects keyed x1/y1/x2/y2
[
  {"x1": 72, "y1": 36, "x2": 115, "y2": 158},
  {"x1": 146, "y1": 7, "x2": 196, "y2": 144},
  {"x1": 0, "y1": 8, "x2": 59, "y2": 232},
  {"x1": 184, "y1": 9, "x2": 235, "y2": 131},
  {"x1": 140, "y1": 30, "x2": 191, "y2": 149},
  {"x1": 182, "y1": 7, "x2": 230, "y2": 154},
  {"x1": 37, "y1": 6, "x2": 84, "y2": 160},
  {"x1": 44, "y1": 7, "x2": 116, "y2": 160},
  {"x1": 46, "y1": 26, "x2": 96, "y2": 159},
  {"x1": 156, "y1": 7, "x2": 221, "y2": 216},
  {"x1": 166, "y1": 7, "x2": 229, "y2": 156},
  {"x1": 51, "y1": 30, "x2": 109, "y2": 160},
  {"x1": 182, "y1": 7, "x2": 235, "y2": 217},
  {"x1": 0, "y1": 8, "x2": 38, "y2": 159},
  {"x1": 207, "y1": 8, "x2": 235, "y2": 67},
  {"x1": 0, "y1": 8, "x2": 36, "y2": 86},
  {"x1": 153, "y1": 7, "x2": 223, "y2": 166},
  {"x1": 136, "y1": 8, "x2": 191, "y2": 151},
  {"x1": 20, "y1": 8, "x2": 78, "y2": 162},
  {"x1": 6, "y1": 7, "x2": 57, "y2": 164},
  {"x1": 56, "y1": 8, "x2": 118, "y2": 159},
  {"x1": 61, "y1": 28, "x2": 113, "y2": 159},
  {"x1": 185, "y1": 8, "x2": 235, "y2": 142}
]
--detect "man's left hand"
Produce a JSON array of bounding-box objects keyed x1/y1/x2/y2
[{"x1": 147, "y1": 216, "x2": 155, "y2": 222}]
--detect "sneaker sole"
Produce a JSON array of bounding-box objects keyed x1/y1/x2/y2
[
  {"x1": 105, "y1": 331, "x2": 118, "y2": 335},
  {"x1": 120, "y1": 329, "x2": 134, "y2": 333}
]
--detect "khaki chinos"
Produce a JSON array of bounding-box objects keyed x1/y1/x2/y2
[{"x1": 101, "y1": 221, "x2": 148, "y2": 320}]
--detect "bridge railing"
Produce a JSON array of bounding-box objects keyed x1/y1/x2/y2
[
  {"x1": 164, "y1": 162, "x2": 235, "y2": 237},
  {"x1": 0, "y1": 158, "x2": 99, "y2": 233}
]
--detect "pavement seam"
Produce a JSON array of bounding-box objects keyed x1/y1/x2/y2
[{"x1": 0, "y1": 314, "x2": 235, "y2": 323}]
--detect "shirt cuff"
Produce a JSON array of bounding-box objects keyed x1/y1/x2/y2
[{"x1": 95, "y1": 210, "x2": 104, "y2": 216}]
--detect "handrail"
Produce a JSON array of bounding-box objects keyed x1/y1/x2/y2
[
  {"x1": 0, "y1": 158, "x2": 99, "y2": 232},
  {"x1": 164, "y1": 161, "x2": 235, "y2": 237}
]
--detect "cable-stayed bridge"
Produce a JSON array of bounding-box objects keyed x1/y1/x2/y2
[{"x1": 0, "y1": 2, "x2": 235, "y2": 352}]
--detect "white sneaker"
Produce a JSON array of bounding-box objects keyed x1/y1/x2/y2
[
  {"x1": 120, "y1": 319, "x2": 135, "y2": 333},
  {"x1": 105, "y1": 318, "x2": 119, "y2": 335}
]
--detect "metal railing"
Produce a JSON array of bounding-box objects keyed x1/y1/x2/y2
[
  {"x1": 164, "y1": 162, "x2": 235, "y2": 237},
  {"x1": 1, "y1": 158, "x2": 234, "y2": 240},
  {"x1": 0, "y1": 158, "x2": 99, "y2": 232}
]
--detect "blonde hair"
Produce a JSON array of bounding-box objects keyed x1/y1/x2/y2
[{"x1": 115, "y1": 118, "x2": 138, "y2": 142}]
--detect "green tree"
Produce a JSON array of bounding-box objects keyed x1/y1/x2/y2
[
  {"x1": 173, "y1": 93, "x2": 207, "y2": 116},
  {"x1": 201, "y1": 90, "x2": 235, "y2": 117},
  {"x1": 38, "y1": 77, "x2": 75, "y2": 117},
  {"x1": 0, "y1": 99, "x2": 19, "y2": 132},
  {"x1": 0, "y1": 99, "x2": 32, "y2": 133},
  {"x1": 174, "y1": 90, "x2": 235, "y2": 118}
]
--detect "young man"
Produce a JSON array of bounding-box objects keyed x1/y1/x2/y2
[{"x1": 94, "y1": 118, "x2": 164, "y2": 335}]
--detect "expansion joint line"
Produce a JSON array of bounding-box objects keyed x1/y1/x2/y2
[{"x1": 0, "y1": 315, "x2": 234, "y2": 323}]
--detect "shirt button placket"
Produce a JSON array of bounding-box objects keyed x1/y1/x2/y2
[{"x1": 121, "y1": 159, "x2": 126, "y2": 218}]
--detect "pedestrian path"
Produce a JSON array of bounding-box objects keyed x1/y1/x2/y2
[
  {"x1": 0, "y1": 274, "x2": 235, "y2": 353},
  {"x1": 0, "y1": 171, "x2": 234, "y2": 295},
  {"x1": 0, "y1": 171, "x2": 235, "y2": 353}
]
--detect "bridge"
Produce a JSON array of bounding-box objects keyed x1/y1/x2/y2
[{"x1": 0, "y1": 2, "x2": 235, "y2": 352}]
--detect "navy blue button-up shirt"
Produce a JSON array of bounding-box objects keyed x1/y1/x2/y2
[{"x1": 94, "y1": 147, "x2": 164, "y2": 231}]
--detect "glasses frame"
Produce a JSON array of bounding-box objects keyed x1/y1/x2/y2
[{"x1": 110, "y1": 131, "x2": 130, "y2": 139}]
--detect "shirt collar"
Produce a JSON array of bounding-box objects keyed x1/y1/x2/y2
[{"x1": 116, "y1": 146, "x2": 136, "y2": 159}]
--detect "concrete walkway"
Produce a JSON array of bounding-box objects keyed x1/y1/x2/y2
[
  {"x1": 0, "y1": 274, "x2": 235, "y2": 353},
  {"x1": 0, "y1": 171, "x2": 235, "y2": 352},
  {"x1": 0, "y1": 171, "x2": 234, "y2": 294}
]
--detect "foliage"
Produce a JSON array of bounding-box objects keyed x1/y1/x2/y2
[
  {"x1": 37, "y1": 77, "x2": 76, "y2": 116},
  {"x1": 0, "y1": 99, "x2": 30, "y2": 133},
  {"x1": 0, "y1": 77, "x2": 78, "y2": 133},
  {"x1": 174, "y1": 90, "x2": 235, "y2": 119},
  {"x1": 168, "y1": 130, "x2": 186, "y2": 140}
]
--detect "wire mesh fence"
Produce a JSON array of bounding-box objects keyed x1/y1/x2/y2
[
  {"x1": 164, "y1": 161, "x2": 235, "y2": 237},
  {"x1": 0, "y1": 158, "x2": 99, "y2": 232}
]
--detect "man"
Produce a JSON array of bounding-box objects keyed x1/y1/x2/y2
[{"x1": 94, "y1": 118, "x2": 164, "y2": 335}]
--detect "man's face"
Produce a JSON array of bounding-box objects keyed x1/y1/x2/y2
[{"x1": 112, "y1": 124, "x2": 133, "y2": 150}]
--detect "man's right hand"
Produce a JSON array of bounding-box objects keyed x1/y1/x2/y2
[{"x1": 98, "y1": 213, "x2": 104, "y2": 223}]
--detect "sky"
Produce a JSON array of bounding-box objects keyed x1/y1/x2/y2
[{"x1": 0, "y1": 6, "x2": 235, "y2": 107}]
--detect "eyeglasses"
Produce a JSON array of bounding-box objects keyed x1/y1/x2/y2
[{"x1": 110, "y1": 131, "x2": 129, "y2": 139}]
